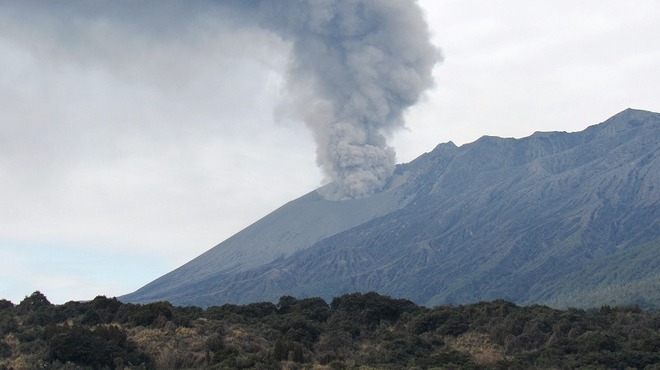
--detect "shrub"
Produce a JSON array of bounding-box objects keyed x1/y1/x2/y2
[
  {"x1": 0, "y1": 300, "x2": 13, "y2": 311},
  {"x1": 17, "y1": 291, "x2": 51, "y2": 312},
  {"x1": 0, "y1": 311, "x2": 18, "y2": 335},
  {"x1": 273, "y1": 339, "x2": 304, "y2": 363},
  {"x1": 0, "y1": 340, "x2": 12, "y2": 359},
  {"x1": 411, "y1": 309, "x2": 469, "y2": 336},
  {"x1": 330, "y1": 292, "x2": 418, "y2": 326},
  {"x1": 47, "y1": 324, "x2": 151, "y2": 368}
]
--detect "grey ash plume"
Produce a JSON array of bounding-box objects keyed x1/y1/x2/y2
[{"x1": 252, "y1": 0, "x2": 441, "y2": 199}]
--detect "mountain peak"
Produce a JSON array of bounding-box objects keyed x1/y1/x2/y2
[{"x1": 596, "y1": 107, "x2": 657, "y2": 127}]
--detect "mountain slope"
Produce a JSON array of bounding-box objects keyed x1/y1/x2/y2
[
  {"x1": 123, "y1": 108, "x2": 660, "y2": 308},
  {"x1": 123, "y1": 172, "x2": 413, "y2": 304}
]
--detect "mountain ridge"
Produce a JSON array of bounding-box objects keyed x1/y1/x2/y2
[{"x1": 123, "y1": 108, "x2": 659, "y2": 308}]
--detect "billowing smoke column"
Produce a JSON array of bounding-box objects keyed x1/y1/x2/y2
[{"x1": 251, "y1": 0, "x2": 440, "y2": 199}]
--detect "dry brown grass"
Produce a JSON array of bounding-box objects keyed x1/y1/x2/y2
[
  {"x1": 444, "y1": 331, "x2": 509, "y2": 364},
  {"x1": 129, "y1": 326, "x2": 210, "y2": 369},
  {"x1": 1, "y1": 334, "x2": 44, "y2": 370}
]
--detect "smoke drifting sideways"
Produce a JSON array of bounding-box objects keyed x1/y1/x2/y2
[{"x1": 248, "y1": 0, "x2": 441, "y2": 200}]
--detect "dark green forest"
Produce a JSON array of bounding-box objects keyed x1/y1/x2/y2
[{"x1": 1, "y1": 291, "x2": 658, "y2": 370}]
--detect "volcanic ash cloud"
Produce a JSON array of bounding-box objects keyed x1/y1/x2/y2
[{"x1": 256, "y1": 0, "x2": 441, "y2": 199}]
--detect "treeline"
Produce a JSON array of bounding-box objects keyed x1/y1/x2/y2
[{"x1": 1, "y1": 291, "x2": 659, "y2": 369}]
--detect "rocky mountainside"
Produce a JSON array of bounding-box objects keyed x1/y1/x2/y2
[{"x1": 123, "y1": 108, "x2": 660, "y2": 308}]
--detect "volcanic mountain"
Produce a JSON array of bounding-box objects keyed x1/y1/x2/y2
[{"x1": 123, "y1": 108, "x2": 660, "y2": 308}]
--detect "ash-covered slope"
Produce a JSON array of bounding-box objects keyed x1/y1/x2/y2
[
  {"x1": 121, "y1": 175, "x2": 414, "y2": 305},
  {"x1": 123, "y1": 109, "x2": 660, "y2": 308}
]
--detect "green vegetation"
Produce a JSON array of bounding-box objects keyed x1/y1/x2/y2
[{"x1": 1, "y1": 291, "x2": 658, "y2": 369}]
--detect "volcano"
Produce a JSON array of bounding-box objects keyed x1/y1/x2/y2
[{"x1": 123, "y1": 108, "x2": 660, "y2": 309}]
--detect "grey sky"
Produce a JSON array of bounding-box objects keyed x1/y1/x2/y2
[{"x1": 1, "y1": 0, "x2": 659, "y2": 303}]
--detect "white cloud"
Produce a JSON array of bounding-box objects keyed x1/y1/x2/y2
[{"x1": 395, "y1": 0, "x2": 660, "y2": 162}]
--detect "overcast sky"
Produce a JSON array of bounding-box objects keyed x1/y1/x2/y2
[{"x1": 1, "y1": 0, "x2": 659, "y2": 304}]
